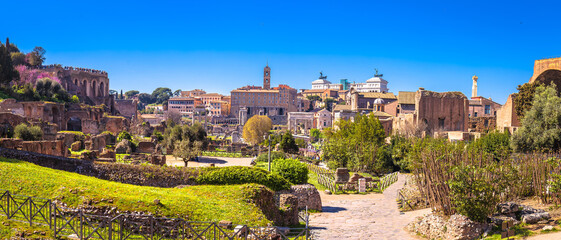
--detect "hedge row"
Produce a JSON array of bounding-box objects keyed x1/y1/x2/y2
[{"x1": 197, "y1": 166, "x2": 291, "y2": 191}]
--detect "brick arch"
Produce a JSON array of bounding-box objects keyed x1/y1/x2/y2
[{"x1": 529, "y1": 57, "x2": 561, "y2": 84}]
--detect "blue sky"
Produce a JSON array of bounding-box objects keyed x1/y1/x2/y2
[{"x1": 3, "y1": 0, "x2": 561, "y2": 104}]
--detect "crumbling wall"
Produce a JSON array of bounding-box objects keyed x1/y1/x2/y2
[
  {"x1": 115, "y1": 100, "x2": 137, "y2": 119},
  {"x1": 416, "y1": 90, "x2": 469, "y2": 133}
]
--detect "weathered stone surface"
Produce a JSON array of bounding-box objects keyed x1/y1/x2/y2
[
  {"x1": 490, "y1": 215, "x2": 519, "y2": 226},
  {"x1": 497, "y1": 202, "x2": 519, "y2": 215},
  {"x1": 278, "y1": 194, "x2": 299, "y2": 226},
  {"x1": 219, "y1": 220, "x2": 233, "y2": 229},
  {"x1": 115, "y1": 139, "x2": 132, "y2": 154},
  {"x1": 348, "y1": 173, "x2": 363, "y2": 183},
  {"x1": 21, "y1": 140, "x2": 65, "y2": 157},
  {"x1": 407, "y1": 213, "x2": 485, "y2": 240},
  {"x1": 149, "y1": 154, "x2": 166, "y2": 166},
  {"x1": 335, "y1": 168, "x2": 349, "y2": 184},
  {"x1": 522, "y1": 212, "x2": 550, "y2": 224},
  {"x1": 0, "y1": 138, "x2": 23, "y2": 149},
  {"x1": 137, "y1": 141, "x2": 155, "y2": 153},
  {"x1": 71, "y1": 141, "x2": 82, "y2": 151},
  {"x1": 99, "y1": 148, "x2": 116, "y2": 159},
  {"x1": 287, "y1": 184, "x2": 322, "y2": 211}
]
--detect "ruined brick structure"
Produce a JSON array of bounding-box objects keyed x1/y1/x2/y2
[
  {"x1": 497, "y1": 57, "x2": 561, "y2": 133},
  {"x1": 37, "y1": 65, "x2": 110, "y2": 104},
  {"x1": 415, "y1": 90, "x2": 469, "y2": 132},
  {"x1": 393, "y1": 88, "x2": 469, "y2": 136}
]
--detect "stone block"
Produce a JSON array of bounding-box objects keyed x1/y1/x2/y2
[
  {"x1": 137, "y1": 141, "x2": 155, "y2": 153},
  {"x1": 335, "y1": 168, "x2": 349, "y2": 184}
]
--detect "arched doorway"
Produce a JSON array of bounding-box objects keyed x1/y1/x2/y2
[
  {"x1": 52, "y1": 107, "x2": 61, "y2": 130},
  {"x1": 92, "y1": 80, "x2": 97, "y2": 97},
  {"x1": 67, "y1": 117, "x2": 82, "y2": 131},
  {"x1": 99, "y1": 82, "x2": 105, "y2": 97}
]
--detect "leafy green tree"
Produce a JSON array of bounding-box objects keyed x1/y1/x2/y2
[
  {"x1": 306, "y1": 95, "x2": 321, "y2": 101},
  {"x1": 10, "y1": 52, "x2": 26, "y2": 66},
  {"x1": 14, "y1": 123, "x2": 43, "y2": 141},
  {"x1": 242, "y1": 115, "x2": 272, "y2": 145},
  {"x1": 323, "y1": 113, "x2": 388, "y2": 173},
  {"x1": 152, "y1": 87, "x2": 173, "y2": 104},
  {"x1": 469, "y1": 131, "x2": 511, "y2": 160},
  {"x1": 163, "y1": 123, "x2": 209, "y2": 164},
  {"x1": 512, "y1": 84, "x2": 561, "y2": 152},
  {"x1": 390, "y1": 135, "x2": 413, "y2": 171},
  {"x1": 324, "y1": 98, "x2": 335, "y2": 111},
  {"x1": 109, "y1": 89, "x2": 118, "y2": 96},
  {"x1": 173, "y1": 89, "x2": 182, "y2": 97},
  {"x1": 125, "y1": 90, "x2": 139, "y2": 99},
  {"x1": 513, "y1": 82, "x2": 540, "y2": 119},
  {"x1": 0, "y1": 42, "x2": 19, "y2": 87},
  {"x1": 280, "y1": 131, "x2": 299, "y2": 154},
  {"x1": 35, "y1": 78, "x2": 70, "y2": 102},
  {"x1": 310, "y1": 128, "x2": 321, "y2": 142},
  {"x1": 27, "y1": 47, "x2": 46, "y2": 67}
]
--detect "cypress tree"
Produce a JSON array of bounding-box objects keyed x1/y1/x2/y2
[{"x1": 0, "y1": 40, "x2": 19, "y2": 87}]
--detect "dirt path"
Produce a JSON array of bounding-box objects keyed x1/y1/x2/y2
[
  {"x1": 165, "y1": 155, "x2": 253, "y2": 167},
  {"x1": 309, "y1": 173, "x2": 430, "y2": 240}
]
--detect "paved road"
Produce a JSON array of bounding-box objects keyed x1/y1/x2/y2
[
  {"x1": 165, "y1": 155, "x2": 254, "y2": 167},
  {"x1": 309, "y1": 173, "x2": 430, "y2": 240}
]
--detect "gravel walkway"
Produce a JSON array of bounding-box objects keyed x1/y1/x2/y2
[{"x1": 309, "y1": 173, "x2": 430, "y2": 240}]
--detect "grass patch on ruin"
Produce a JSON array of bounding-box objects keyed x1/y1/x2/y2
[
  {"x1": 0, "y1": 157, "x2": 271, "y2": 226},
  {"x1": 0, "y1": 215, "x2": 57, "y2": 239}
]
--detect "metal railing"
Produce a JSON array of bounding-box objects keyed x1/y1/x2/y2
[{"x1": 0, "y1": 189, "x2": 310, "y2": 239}]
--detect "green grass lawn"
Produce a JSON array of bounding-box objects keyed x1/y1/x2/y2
[
  {"x1": 0, "y1": 157, "x2": 271, "y2": 226},
  {"x1": 0, "y1": 215, "x2": 56, "y2": 239}
]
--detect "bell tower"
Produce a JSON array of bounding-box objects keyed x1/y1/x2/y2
[{"x1": 263, "y1": 64, "x2": 271, "y2": 89}]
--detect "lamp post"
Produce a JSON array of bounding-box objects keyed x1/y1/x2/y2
[{"x1": 268, "y1": 134, "x2": 271, "y2": 171}]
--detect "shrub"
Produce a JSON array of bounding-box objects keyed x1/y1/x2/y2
[
  {"x1": 197, "y1": 166, "x2": 291, "y2": 191},
  {"x1": 153, "y1": 130, "x2": 164, "y2": 142},
  {"x1": 58, "y1": 130, "x2": 86, "y2": 141},
  {"x1": 14, "y1": 123, "x2": 43, "y2": 141},
  {"x1": 71, "y1": 95, "x2": 80, "y2": 103},
  {"x1": 272, "y1": 158, "x2": 308, "y2": 184},
  {"x1": 255, "y1": 151, "x2": 286, "y2": 162},
  {"x1": 117, "y1": 130, "x2": 132, "y2": 143},
  {"x1": 448, "y1": 165, "x2": 499, "y2": 222}
]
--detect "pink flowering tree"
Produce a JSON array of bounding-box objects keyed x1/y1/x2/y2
[{"x1": 14, "y1": 65, "x2": 60, "y2": 85}]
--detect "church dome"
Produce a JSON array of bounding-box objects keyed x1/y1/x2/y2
[{"x1": 373, "y1": 98, "x2": 384, "y2": 105}]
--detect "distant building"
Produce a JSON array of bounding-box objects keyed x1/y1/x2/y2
[
  {"x1": 350, "y1": 70, "x2": 389, "y2": 93},
  {"x1": 287, "y1": 108, "x2": 333, "y2": 135},
  {"x1": 311, "y1": 72, "x2": 343, "y2": 90},
  {"x1": 181, "y1": 89, "x2": 206, "y2": 98},
  {"x1": 230, "y1": 65, "x2": 298, "y2": 125}
]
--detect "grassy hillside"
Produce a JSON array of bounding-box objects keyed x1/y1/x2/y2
[{"x1": 0, "y1": 157, "x2": 271, "y2": 226}]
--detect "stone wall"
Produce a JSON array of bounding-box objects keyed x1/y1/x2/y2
[
  {"x1": 278, "y1": 184, "x2": 322, "y2": 211},
  {"x1": 496, "y1": 94, "x2": 520, "y2": 134},
  {"x1": 103, "y1": 116, "x2": 130, "y2": 134},
  {"x1": 137, "y1": 141, "x2": 155, "y2": 153},
  {"x1": 416, "y1": 90, "x2": 469, "y2": 133},
  {"x1": 21, "y1": 141, "x2": 67, "y2": 157},
  {"x1": 115, "y1": 100, "x2": 137, "y2": 119}
]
